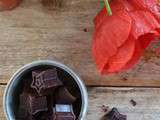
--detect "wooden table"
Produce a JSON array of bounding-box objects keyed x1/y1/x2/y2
[
  {"x1": 1, "y1": 86, "x2": 160, "y2": 120},
  {"x1": 1, "y1": 0, "x2": 160, "y2": 119}
]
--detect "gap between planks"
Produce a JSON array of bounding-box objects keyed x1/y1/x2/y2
[{"x1": 1, "y1": 87, "x2": 160, "y2": 120}]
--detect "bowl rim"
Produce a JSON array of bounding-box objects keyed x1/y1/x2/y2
[{"x1": 3, "y1": 60, "x2": 88, "y2": 120}]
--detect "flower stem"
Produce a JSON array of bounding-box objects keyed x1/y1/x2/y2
[{"x1": 104, "y1": 0, "x2": 112, "y2": 16}]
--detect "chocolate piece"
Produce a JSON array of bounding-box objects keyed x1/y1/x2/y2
[
  {"x1": 101, "y1": 105, "x2": 109, "y2": 113},
  {"x1": 28, "y1": 95, "x2": 48, "y2": 115},
  {"x1": 55, "y1": 87, "x2": 76, "y2": 104},
  {"x1": 130, "y1": 99, "x2": 137, "y2": 106},
  {"x1": 17, "y1": 93, "x2": 40, "y2": 120},
  {"x1": 54, "y1": 104, "x2": 76, "y2": 120},
  {"x1": 31, "y1": 68, "x2": 63, "y2": 96},
  {"x1": 83, "y1": 28, "x2": 88, "y2": 32},
  {"x1": 101, "y1": 108, "x2": 127, "y2": 120},
  {"x1": 17, "y1": 92, "x2": 30, "y2": 119},
  {"x1": 18, "y1": 92, "x2": 48, "y2": 116},
  {"x1": 47, "y1": 95, "x2": 55, "y2": 114},
  {"x1": 27, "y1": 115, "x2": 36, "y2": 120},
  {"x1": 35, "y1": 111, "x2": 54, "y2": 120},
  {"x1": 54, "y1": 113, "x2": 75, "y2": 120},
  {"x1": 23, "y1": 79, "x2": 39, "y2": 96}
]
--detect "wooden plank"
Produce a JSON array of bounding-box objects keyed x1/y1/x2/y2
[
  {"x1": 1, "y1": 86, "x2": 160, "y2": 120},
  {"x1": 0, "y1": 0, "x2": 160, "y2": 86},
  {"x1": 88, "y1": 87, "x2": 160, "y2": 120},
  {"x1": 0, "y1": 86, "x2": 6, "y2": 120}
]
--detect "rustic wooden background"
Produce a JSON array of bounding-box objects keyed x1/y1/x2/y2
[
  {"x1": 1, "y1": 0, "x2": 160, "y2": 120},
  {"x1": 0, "y1": 0, "x2": 160, "y2": 87},
  {"x1": 1, "y1": 86, "x2": 160, "y2": 120}
]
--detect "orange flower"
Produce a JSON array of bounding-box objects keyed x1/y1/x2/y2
[{"x1": 92, "y1": 0, "x2": 160, "y2": 74}]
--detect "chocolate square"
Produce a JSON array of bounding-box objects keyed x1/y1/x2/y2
[
  {"x1": 54, "y1": 113, "x2": 75, "y2": 120},
  {"x1": 17, "y1": 92, "x2": 29, "y2": 119},
  {"x1": 18, "y1": 92, "x2": 48, "y2": 116},
  {"x1": 47, "y1": 95, "x2": 54, "y2": 113},
  {"x1": 35, "y1": 111, "x2": 54, "y2": 120},
  {"x1": 23, "y1": 79, "x2": 39, "y2": 96},
  {"x1": 28, "y1": 95, "x2": 48, "y2": 115},
  {"x1": 54, "y1": 104, "x2": 76, "y2": 120},
  {"x1": 31, "y1": 68, "x2": 63, "y2": 96},
  {"x1": 55, "y1": 87, "x2": 76, "y2": 104},
  {"x1": 27, "y1": 115, "x2": 36, "y2": 120}
]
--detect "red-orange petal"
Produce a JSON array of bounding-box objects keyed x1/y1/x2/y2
[
  {"x1": 140, "y1": 32, "x2": 159, "y2": 48},
  {"x1": 94, "y1": 0, "x2": 130, "y2": 30},
  {"x1": 122, "y1": 39, "x2": 143, "y2": 70},
  {"x1": 122, "y1": 9, "x2": 160, "y2": 70},
  {"x1": 0, "y1": 0, "x2": 21, "y2": 10},
  {"x1": 92, "y1": 0, "x2": 160, "y2": 74},
  {"x1": 129, "y1": 10, "x2": 160, "y2": 39},
  {"x1": 155, "y1": 46, "x2": 160, "y2": 55},
  {"x1": 92, "y1": 10, "x2": 132, "y2": 74},
  {"x1": 123, "y1": 33, "x2": 158, "y2": 70},
  {"x1": 145, "y1": 0, "x2": 160, "y2": 22},
  {"x1": 103, "y1": 35, "x2": 135, "y2": 74}
]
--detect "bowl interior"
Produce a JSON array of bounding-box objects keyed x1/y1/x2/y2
[{"x1": 7, "y1": 64, "x2": 82, "y2": 119}]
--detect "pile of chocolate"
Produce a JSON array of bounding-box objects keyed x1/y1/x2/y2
[{"x1": 16, "y1": 68, "x2": 77, "y2": 120}]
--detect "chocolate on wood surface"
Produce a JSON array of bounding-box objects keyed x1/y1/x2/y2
[{"x1": 101, "y1": 108, "x2": 127, "y2": 120}]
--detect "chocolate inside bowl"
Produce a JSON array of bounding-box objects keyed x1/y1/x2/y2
[{"x1": 4, "y1": 60, "x2": 88, "y2": 120}]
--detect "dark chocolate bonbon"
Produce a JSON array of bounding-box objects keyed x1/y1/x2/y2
[{"x1": 31, "y1": 68, "x2": 63, "y2": 96}]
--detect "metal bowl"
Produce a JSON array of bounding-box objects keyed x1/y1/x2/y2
[{"x1": 3, "y1": 60, "x2": 88, "y2": 120}]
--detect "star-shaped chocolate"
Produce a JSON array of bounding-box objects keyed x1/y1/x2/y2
[
  {"x1": 101, "y1": 108, "x2": 127, "y2": 120},
  {"x1": 31, "y1": 68, "x2": 63, "y2": 96},
  {"x1": 31, "y1": 71, "x2": 45, "y2": 95}
]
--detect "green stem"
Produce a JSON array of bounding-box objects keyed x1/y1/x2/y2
[{"x1": 104, "y1": 0, "x2": 112, "y2": 16}]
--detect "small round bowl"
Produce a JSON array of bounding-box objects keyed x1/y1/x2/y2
[{"x1": 3, "y1": 60, "x2": 88, "y2": 120}]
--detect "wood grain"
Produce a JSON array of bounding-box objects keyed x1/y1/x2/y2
[
  {"x1": 0, "y1": 0, "x2": 160, "y2": 86},
  {"x1": 0, "y1": 86, "x2": 6, "y2": 120},
  {"x1": 87, "y1": 87, "x2": 160, "y2": 120},
  {"x1": 1, "y1": 86, "x2": 160, "y2": 120}
]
